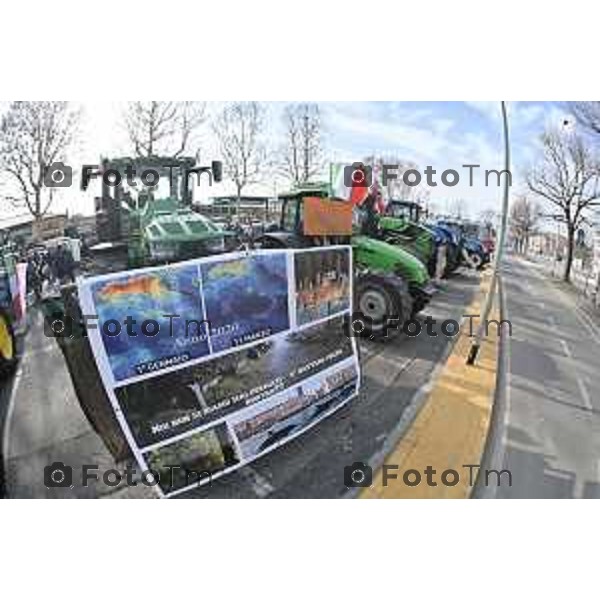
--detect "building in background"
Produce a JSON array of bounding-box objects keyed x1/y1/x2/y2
[
  {"x1": 196, "y1": 195, "x2": 282, "y2": 224},
  {"x1": 0, "y1": 213, "x2": 67, "y2": 245},
  {"x1": 527, "y1": 231, "x2": 568, "y2": 257},
  {"x1": 31, "y1": 214, "x2": 68, "y2": 241}
]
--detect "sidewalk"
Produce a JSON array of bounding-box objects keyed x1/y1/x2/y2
[
  {"x1": 3, "y1": 308, "x2": 154, "y2": 499},
  {"x1": 520, "y1": 253, "x2": 600, "y2": 313},
  {"x1": 360, "y1": 270, "x2": 502, "y2": 499}
]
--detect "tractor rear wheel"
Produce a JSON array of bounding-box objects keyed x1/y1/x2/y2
[
  {"x1": 469, "y1": 251, "x2": 483, "y2": 270},
  {"x1": 0, "y1": 311, "x2": 17, "y2": 378}
]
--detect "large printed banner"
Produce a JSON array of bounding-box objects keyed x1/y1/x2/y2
[{"x1": 79, "y1": 246, "x2": 359, "y2": 497}]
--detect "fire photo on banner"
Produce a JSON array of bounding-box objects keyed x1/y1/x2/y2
[
  {"x1": 295, "y1": 247, "x2": 351, "y2": 326},
  {"x1": 79, "y1": 247, "x2": 360, "y2": 498}
]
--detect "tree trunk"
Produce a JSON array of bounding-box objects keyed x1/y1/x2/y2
[
  {"x1": 35, "y1": 188, "x2": 42, "y2": 220},
  {"x1": 564, "y1": 226, "x2": 575, "y2": 282},
  {"x1": 32, "y1": 188, "x2": 43, "y2": 242},
  {"x1": 31, "y1": 215, "x2": 42, "y2": 243},
  {"x1": 236, "y1": 184, "x2": 242, "y2": 218}
]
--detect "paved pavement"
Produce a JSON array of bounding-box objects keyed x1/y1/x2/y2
[
  {"x1": 362, "y1": 271, "x2": 500, "y2": 499},
  {"x1": 498, "y1": 257, "x2": 600, "y2": 498},
  {"x1": 0, "y1": 364, "x2": 17, "y2": 497},
  {"x1": 1, "y1": 271, "x2": 480, "y2": 499},
  {"x1": 2, "y1": 308, "x2": 154, "y2": 498}
]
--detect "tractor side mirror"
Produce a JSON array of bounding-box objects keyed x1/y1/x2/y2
[{"x1": 211, "y1": 160, "x2": 223, "y2": 183}]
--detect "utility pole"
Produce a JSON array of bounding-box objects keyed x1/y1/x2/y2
[
  {"x1": 303, "y1": 112, "x2": 310, "y2": 184},
  {"x1": 467, "y1": 101, "x2": 511, "y2": 365}
]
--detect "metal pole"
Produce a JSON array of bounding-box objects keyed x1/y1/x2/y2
[{"x1": 467, "y1": 101, "x2": 511, "y2": 365}]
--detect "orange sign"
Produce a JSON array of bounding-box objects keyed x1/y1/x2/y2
[{"x1": 302, "y1": 197, "x2": 353, "y2": 236}]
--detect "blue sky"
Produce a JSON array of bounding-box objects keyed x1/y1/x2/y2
[
  {"x1": 318, "y1": 101, "x2": 570, "y2": 215},
  {"x1": 0, "y1": 101, "x2": 572, "y2": 219}
]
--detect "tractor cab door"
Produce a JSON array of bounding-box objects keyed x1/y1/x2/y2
[{"x1": 280, "y1": 197, "x2": 303, "y2": 233}]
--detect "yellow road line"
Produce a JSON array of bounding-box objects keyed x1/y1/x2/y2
[{"x1": 360, "y1": 272, "x2": 499, "y2": 499}]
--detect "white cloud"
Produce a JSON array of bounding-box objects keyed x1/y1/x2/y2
[
  {"x1": 0, "y1": 100, "x2": 558, "y2": 219},
  {"x1": 464, "y1": 101, "x2": 502, "y2": 122}
]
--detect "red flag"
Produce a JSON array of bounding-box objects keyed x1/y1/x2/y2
[{"x1": 348, "y1": 165, "x2": 370, "y2": 206}]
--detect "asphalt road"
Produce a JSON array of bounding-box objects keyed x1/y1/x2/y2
[
  {"x1": 0, "y1": 271, "x2": 480, "y2": 499},
  {"x1": 497, "y1": 257, "x2": 600, "y2": 498}
]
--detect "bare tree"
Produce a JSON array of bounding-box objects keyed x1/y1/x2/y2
[
  {"x1": 0, "y1": 101, "x2": 80, "y2": 221},
  {"x1": 479, "y1": 208, "x2": 496, "y2": 225},
  {"x1": 123, "y1": 101, "x2": 205, "y2": 158},
  {"x1": 449, "y1": 198, "x2": 466, "y2": 219},
  {"x1": 363, "y1": 155, "x2": 421, "y2": 202},
  {"x1": 213, "y1": 102, "x2": 265, "y2": 209},
  {"x1": 509, "y1": 196, "x2": 539, "y2": 254},
  {"x1": 527, "y1": 128, "x2": 600, "y2": 281},
  {"x1": 280, "y1": 103, "x2": 324, "y2": 185},
  {"x1": 570, "y1": 102, "x2": 600, "y2": 136}
]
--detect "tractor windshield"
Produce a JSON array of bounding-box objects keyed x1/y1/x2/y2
[
  {"x1": 282, "y1": 198, "x2": 299, "y2": 232},
  {"x1": 387, "y1": 201, "x2": 421, "y2": 222}
]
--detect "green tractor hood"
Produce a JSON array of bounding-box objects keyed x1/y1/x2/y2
[
  {"x1": 142, "y1": 198, "x2": 225, "y2": 243},
  {"x1": 352, "y1": 235, "x2": 429, "y2": 287},
  {"x1": 128, "y1": 196, "x2": 231, "y2": 266},
  {"x1": 378, "y1": 215, "x2": 436, "y2": 264}
]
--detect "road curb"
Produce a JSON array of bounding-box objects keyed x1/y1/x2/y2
[
  {"x1": 359, "y1": 270, "x2": 503, "y2": 499},
  {"x1": 470, "y1": 274, "x2": 510, "y2": 498}
]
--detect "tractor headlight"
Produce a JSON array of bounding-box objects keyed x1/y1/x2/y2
[
  {"x1": 203, "y1": 237, "x2": 225, "y2": 253},
  {"x1": 150, "y1": 242, "x2": 177, "y2": 260}
]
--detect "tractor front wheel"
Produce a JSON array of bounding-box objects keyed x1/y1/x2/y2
[{"x1": 354, "y1": 274, "x2": 412, "y2": 340}]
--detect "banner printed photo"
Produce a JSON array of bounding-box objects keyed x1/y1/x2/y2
[
  {"x1": 88, "y1": 263, "x2": 210, "y2": 382},
  {"x1": 79, "y1": 247, "x2": 359, "y2": 497},
  {"x1": 294, "y1": 247, "x2": 351, "y2": 326},
  {"x1": 200, "y1": 252, "x2": 290, "y2": 352},
  {"x1": 115, "y1": 315, "x2": 353, "y2": 447},
  {"x1": 83, "y1": 250, "x2": 293, "y2": 384}
]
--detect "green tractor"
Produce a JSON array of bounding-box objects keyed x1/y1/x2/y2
[
  {"x1": 34, "y1": 156, "x2": 234, "y2": 463},
  {"x1": 256, "y1": 186, "x2": 434, "y2": 336},
  {"x1": 85, "y1": 156, "x2": 231, "y2": 272},
  {"x1": 378, "y1": 200, "x2": 437, "y2": 275}
]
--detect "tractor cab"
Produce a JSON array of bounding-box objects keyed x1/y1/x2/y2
[
  {"x1": 279, "y1": 183, "x2": 331, "y2": 232},
  {"x1": 86, "y1": 156, "x2": 231, "y2": 271},
  {"x1": 257, "y1": 184, "x2": 346, "y2": 249},
  {"x1": 378, "y1": 200, "x2": 437, "y2": 273},
  {"x1": 385, "y1": 200, "x2": 426, "y2": 222}
]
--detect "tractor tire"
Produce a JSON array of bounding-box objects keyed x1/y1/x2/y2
[
  {"x1": 469, "y1": 251, "x2": 483, "y2": 270},
  {"x1": 443, "y1": 248, "x2": 460, "y2": 277},
  {"x1": 0, "y1": 310, "x2": 18, "y2": 378},
  {"x1": 354, "y1": 274, "x2": 412, "y2": 340},
  {"x1": 411, "y1": 295, "x2": 427, "y2": 316},
  {"x1": 427, "y1": 253, "x2": 437, "y2": 277},
  {"x1": 252, "y1": 236, "x2": 288, "y2": 250}
]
